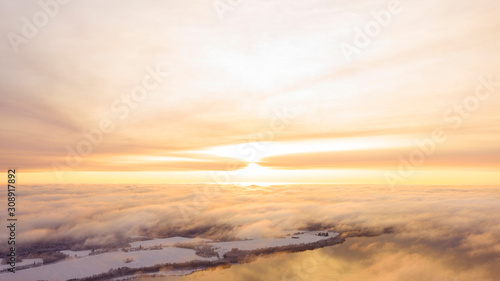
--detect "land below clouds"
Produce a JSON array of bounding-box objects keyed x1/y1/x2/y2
[
  {"x1": 71, "y1": 230, "x2": 385, "y2": 281},
  {"x1": 0, "y1": 228, "x2": 390, "y2": 281}
]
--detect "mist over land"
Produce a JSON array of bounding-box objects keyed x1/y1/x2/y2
[{"x1": 1, "y1": 184, "x2": 498, "y2": 280}]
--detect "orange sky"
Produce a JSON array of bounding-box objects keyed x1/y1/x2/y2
[{"x1": 1, "y1": 0, "x2": 499, "y2": 184}]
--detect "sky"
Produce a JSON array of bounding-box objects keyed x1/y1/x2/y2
[{"x1": 1, "y1": 0, "x2": 499, "y2": 184}]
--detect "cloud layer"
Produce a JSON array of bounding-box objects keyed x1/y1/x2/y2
[{"x1": 2, "y1": 184, "x2": 499, "y2": 280}]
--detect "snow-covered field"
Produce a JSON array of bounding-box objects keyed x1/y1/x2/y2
[
  {"x1": 2, "y1": 247, "x2": 216, "y2": 281},
  {"x1": 0, "y1": 231, "x2": 339, "y2": 281},
  {"x1": 211, "y1": 231, "x2": 339, "y2": 256},
  {"x1": 0, "y1": 258, "x2": 43, "y2": 271},
  {"x1": 129, "y1": 236, "x2": 211, "y2": 249},
  {"x1": 60, "y1": 249, "x2": 93, "y2": 258}
]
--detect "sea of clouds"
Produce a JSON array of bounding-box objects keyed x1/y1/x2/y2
[{"x1": 2, "y1": 184, "x2": 499, "y2": 280}]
